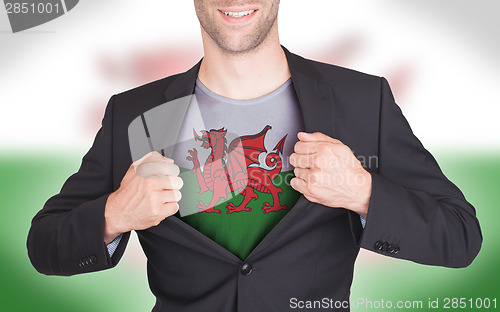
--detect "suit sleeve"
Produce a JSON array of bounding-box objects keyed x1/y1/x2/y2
[
  {"x1": 355, "y1": 77, "x2": 482, "y2": 268},
  {"x1": 27, "y1": 95, "x2": 131, "y2": 276}
]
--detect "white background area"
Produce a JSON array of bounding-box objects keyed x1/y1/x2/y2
[{"x1": 0, "y1": 0, "x2": 499, "y2": 153}]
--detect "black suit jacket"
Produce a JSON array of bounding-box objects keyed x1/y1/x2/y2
[{"x1": 27, "y1": 47, "x2": 482, "y2": 312}]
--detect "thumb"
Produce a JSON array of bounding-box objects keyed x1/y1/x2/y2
[{"x1": 297, "y1": 132, "x2": 341, "y2": 143}]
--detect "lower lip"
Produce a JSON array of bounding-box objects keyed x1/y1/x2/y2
[{"x1": 218, "y1": 10, "x2": 258, "y2": 24}]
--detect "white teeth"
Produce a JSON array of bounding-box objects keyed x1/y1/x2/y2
[{"x1": 222, "y1": 10, "x2": 255, "y2": 18}]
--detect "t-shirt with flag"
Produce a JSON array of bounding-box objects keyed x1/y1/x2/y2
[{"x1": 169, "y1": 77, "x2": 306, "y2": 260}]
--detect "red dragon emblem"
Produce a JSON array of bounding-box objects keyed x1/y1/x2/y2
[{"x1": 186, "y1": 125, "x2": 288, "y2": 214}]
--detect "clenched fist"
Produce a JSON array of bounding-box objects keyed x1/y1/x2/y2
[
  {"x1": 289, "y1": 132, "x2": 372, "y2": 219},
  {"x1": 104, "y1": 151, "x2": 183, "y2": 244}
]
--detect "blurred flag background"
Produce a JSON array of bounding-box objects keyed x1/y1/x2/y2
[{"x1": 1, "y1": 0, "x2": 499, "y2": 311}]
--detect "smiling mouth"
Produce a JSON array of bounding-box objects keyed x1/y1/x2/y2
[
  {"x1": 219, "y1": 9, "x2": 257, "y2": 18},
  {"x1": 217, "y1": 7, "x2": 259, "y2": 26}
]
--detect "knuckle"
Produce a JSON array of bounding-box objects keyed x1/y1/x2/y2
[
  {"x1": 340, "y1": 145, "x2": 352, "y2": 156},
  {"x1": 137, "y1": 162, "x2": 151, "y2": 171},
  {"x1": 309, "y1": 170, "x2": 322, "y2": 184},
  {"x1": 161, "y1": 190, "x2": 174, "y2": 202},
  {"x1": 145, "y1": 192, "x2": 156, "y2": 204},
  {"x1": 171, "y1": 176, "x2": 184, "y2": 189},
  {"x1": 173, "y1": 190, "x2": 182, "y2": 202},
  {"x1": 312, "y1": 156, "x2": 322, "y2": 168},
  {"x1": 167, "y1": 163, "x2": 180, "y2": 176},
  {"x1": 142, "y1": 176, "x2": 157, "y2": 188},
  {"x1": 306, "y1": 183, "x2": 316, "y2": 196},
  {"x1": 162, "y1": 190, "x2": 172, "y2": 202},
  {"x1": 150, "y1": 203, "x2": 161, "y2": 216},
  {"x1": 162, "y1": 176, "x2": 172, "y2": 189},
  {"x1": 308, "y1": 172, "x2": 317, "y2": 184},
  {"x1": 294, "y1": 142, "x2": 302, "y2": 153},
  {"x1": 297, "y1": 157, "x2": 308, "y2": 168},
  {"x1": 166, "y1": 202, "x2": 179, "y2": 215},
  {"x1": 137, "y1": 163, "x2": 155, "y2": 178},
  {"x1": 296, "y1": 156, "x2": 306, "y2": 168},
  {"x1": 323, "y1": 144, "x2": 335, "y2": 155},
  {"x1": 317, "y1": 144, "x2": 328, "y2": 154}
]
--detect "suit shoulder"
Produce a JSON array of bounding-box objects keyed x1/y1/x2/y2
[
  {"x1": 113, "y1": 73, "x2": 182, "y2": 104},
  {"x1": 316, "y1": 60, "x2": 380, "y2": 84},
  {"x1": 294, "y1": 53, "x2": 382, "y2": 87},
  {"x1": 105, "y1": 71, "x2": 192, "y2": 128}
]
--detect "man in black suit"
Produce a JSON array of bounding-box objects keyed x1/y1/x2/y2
[{"x1": 27, "y1": 1, "x2": 482, "y2": 311}]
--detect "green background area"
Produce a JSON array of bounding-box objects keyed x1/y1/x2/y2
[{"x1": 0, "y1": 150, "x2": 498, "y2": 311}]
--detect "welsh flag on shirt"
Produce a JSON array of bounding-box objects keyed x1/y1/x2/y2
[{"x1": 176, "y1": 125, "x2": 301, "y2": 260}]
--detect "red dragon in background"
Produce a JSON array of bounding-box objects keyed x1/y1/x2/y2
[{"x1": 186, "y1": 125, "x2": 288, "y2": 214}]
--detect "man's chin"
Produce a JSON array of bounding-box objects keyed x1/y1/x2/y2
[{"x1": 216, "y1": 38, "x2": 264, "y2": 55}]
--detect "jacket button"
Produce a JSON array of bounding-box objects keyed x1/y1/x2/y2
[
  {"x1": 240, "y1": 263, "x2": 253, "y2": 276},
  {"x1": 393, "y1": 245, "x2": 400, "y2": 254},
  {"x1": 387, "y1": 244, "x2": 395, "y2": 254},
  {"x1": 381, "y1": 242, "x2": 388, "y2": 252},
  {"x1": 374, "y1": 241, "x2": 383, "y2": 250},
  {"x1": 79, "y1": 259, "x2": 87, "y2": 267},
  {"x1": 89, "y1": 256, "x2": 97, "y2": 265}
]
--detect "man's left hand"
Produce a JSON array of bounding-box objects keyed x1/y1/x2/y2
[{"x1": 289, "y1": 132, "x2": 372, "y2": 219}]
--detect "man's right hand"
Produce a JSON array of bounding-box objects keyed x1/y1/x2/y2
[{"x1": 103, "y1": 151, "x2": 183, "y2": 244}]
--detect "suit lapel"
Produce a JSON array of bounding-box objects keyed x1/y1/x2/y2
[
  {"x1": 163, "y1": 60, "x2": 201, "y2": 102},
  {"x1": 283, "y1": 46, "x2": 336, "y2": 137},
  {"x1": 159, "y1": 47, "x2": 337, "y2": 261}
]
